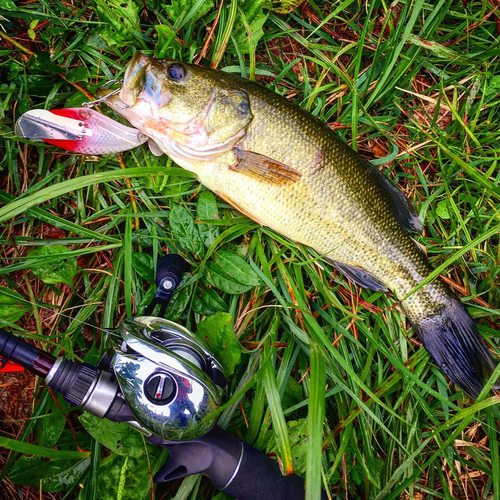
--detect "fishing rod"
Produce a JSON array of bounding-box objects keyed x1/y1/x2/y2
[{"x1": 0, "y1": 254, "x2": 326, "y2": 500}]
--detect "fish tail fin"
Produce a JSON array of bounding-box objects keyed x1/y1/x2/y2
[{"x1": 407, "y1": 297, "x2": 498, "y2": 398}]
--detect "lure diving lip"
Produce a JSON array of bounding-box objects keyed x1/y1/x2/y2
[{"x1": 15, "y1": 107, "x2": 148, "y2": 155}]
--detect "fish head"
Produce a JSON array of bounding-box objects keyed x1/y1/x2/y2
[{"x1": 101, "y1": 53, "x2": 253, "y2": 165}]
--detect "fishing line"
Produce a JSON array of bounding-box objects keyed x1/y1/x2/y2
[{"x1": 1, "y1": 287, "x2": 111, "y2": 336}]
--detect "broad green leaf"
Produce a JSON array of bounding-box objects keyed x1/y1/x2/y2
[
  {"x1": 13, "y1": 74, "x2": 56, "y2": 97},
  {"x1": 93, "y1": 0, "x2": 140, "y2": 47},
  {"x1": 196, "y1": 312, "x2": 241, "y2": 376},
  {"x1": 212, "y1": 493, "x2": 233, "y2": 500},
  {"x1": 155, "y1": 25, "x2": 182, "y2": 59},
  {"x1": 162, "y1": 174, "x2": 194, "y2": 201},
  {"x1": 192, "y1": 294, "x2": 216, "y2": 315},
  {"x1": 213, "y1": 251, "x2": 261, "y2": 286},
  {"x1": 28, "y1": 245, "x2": 77, "y2": 286},
  {"x1": 0, "y1": 287, "x2": 30, "y2": 323},
  {"x1": 436, "y1": 200, "x2": 450, "y2": 219},
  {"x1": 205, "y1": 261, "x2": 252, "y2": 294},
  {"x1": 86, "y1": 29, "x2": 110, "y2": 50},
  {"x1": 66, "y1": 66, "x2": 90, "y2": 83},
  {"x1": 191, "y1": 285, "x2": 228, "y2": 315},
  {"x1": 31, "y1": 52, "x2": 62, "y2": 74},
  {"x1": 196, "y1": 191, "x2": 219, "y2": 248},
  {"x1": 269, "y1": 0, "x2": 304, "y2": 14},
  {"x1": 231, "y1": 0, "x2": 268, "y2": 54},
  {"x1": 79, "y1": 413, "x2": 145, "y2": 458},
  {"x1": 163, "y1": 0, "x2": 213, "y2": 23},
  {"x1": 0, "y1": 0, "x2": 16, "y2": 9},
  {"x1": 486, "y1": 75, "x2": 500, "y2": 95},
  {"x1": 50, "y1": 429, "x2": 92, "y2": 452},
  {"x1": 132, "y1": 252, "x2": 155, "y2": 282},
  {"x1": 35, "y1": 393, "x2": 70, "y2": 449},
  {"x1": 196, "y1": 286, "x2": 228, "y2": 312},
  {"x1": 138, "y1": 284, "x2": 157, "y2": 315},
  {"x1": 169, "y1": 204, "x2": 204, "y2": 256},
  {"x1": 9, "y1": 456, "x2": 90, "y2": 493},
  {"x1": 165, "y1": 276, "x2": 194, "y2": 321},
  {"x1": 132, "y1": 228, "x2": 159, "y2": 247},
  {"x1": 78, "y1": 449, "x2": 163, "y2": 500}
]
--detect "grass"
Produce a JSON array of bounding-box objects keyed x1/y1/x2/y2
[{"x1": 0, "y1": 0, "x2": 500, "y2": 499}]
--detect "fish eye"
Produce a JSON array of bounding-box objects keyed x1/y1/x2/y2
[{"x1": 167, "y1": 64, "x2": 185, "y2": 82}]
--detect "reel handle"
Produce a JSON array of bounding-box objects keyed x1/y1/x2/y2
[{"x1": 145, "y1": 254, "x2": 190, "y2": 317}]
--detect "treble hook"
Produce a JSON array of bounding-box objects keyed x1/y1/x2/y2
[{"x1": 83, "y1": 80, "x2": 122, "y2": 108}]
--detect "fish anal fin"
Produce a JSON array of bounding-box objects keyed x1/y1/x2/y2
[
  {"x1": 215, "y1": 191, "x2": 264, "y2": 226},
  {"x1": 230, "y1": 149, "x2": 302, "y2": 184},
  {"x1": 330, "y1": 260, "x2": 388, "y2": 292},
  {"x1": 365, "y1": 161, "x2": 422, "y2": 233}
]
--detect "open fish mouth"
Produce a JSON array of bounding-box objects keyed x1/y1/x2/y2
[
  {"x1": 119, "y1": 52, "x2": 173, "y2": 109},
  {"x1": 95, "y1": 54, "x2": 173, "y2": 117},
  {"x1": 96, "y1": 54, "x2": 254, "y2": 165}
]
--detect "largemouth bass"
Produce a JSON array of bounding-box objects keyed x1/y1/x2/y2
[{"x1": 104, "y1": 53, "x2": 497, "y2": 398}]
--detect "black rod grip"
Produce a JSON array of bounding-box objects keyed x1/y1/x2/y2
[
  {"x1": 0, "y1": 328, "x2": 55, "y2": 377},
  {"x1": 153, "y1": 426, "x2": 328, "y2": 500},
  {"x1": 222, "y1": 440, "x2": 323, "y2": 500}
]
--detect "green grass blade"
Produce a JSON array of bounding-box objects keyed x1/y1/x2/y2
[
  {"x1": 262, "y1": 360, "x2": 293, "y2": 474},
  {"x1": 0, "y1": 435, "x2": 90, "y2": 460},
  {"x1": 0, "y1": 167, "x2": 194, "y2": 224},
  {"x1": 306, "y1": 341, "x2": 326, "y2": 500}
]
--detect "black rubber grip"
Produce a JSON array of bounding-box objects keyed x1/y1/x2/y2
[
  {"x1": 222, "y1": 441, "x2": 320, "y2": 500},
  {"x1": 48, "y1": 358, "x2": 99, "y2": 406},
  {"x1": 152, "y1": 426, "x2": 328, "y2": 500},
  {"x1": 0, "y1": 328, "x2": 41, "y2": 369},
  {"x1": 0, "y1": 328, "x2": 38, "y2": 368}
]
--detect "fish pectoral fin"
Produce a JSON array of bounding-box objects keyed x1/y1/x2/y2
[
  {"x1": 230, "y1": 149, "x2": 302, "y2": 184},
  {"x1": 329, "y1": 260, "x2": 389, "y2": 292},
  {"x1": 148, "y1": 139, "x2": 164, "y2": 157}
]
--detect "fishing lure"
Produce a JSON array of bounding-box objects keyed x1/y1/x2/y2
[{"x1": 15, "y1": 107, "x2": 147, "y2": 155}]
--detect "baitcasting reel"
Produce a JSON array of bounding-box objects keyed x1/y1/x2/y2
[
  {"x1": 43, "y1": 315, "x2": 226, "y2": 441},
  {"x1": 0, "y1": 254, "x2": 326, "y2": 499},
  {"x1": 110, "y1": 316, "x2": 226, "y2": 440}
]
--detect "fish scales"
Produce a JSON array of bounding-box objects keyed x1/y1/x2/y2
[
  {"x1": 198, "y1": 79, "x2": 440, "y2": 320},
  {"x1": 103, "y1": 53, "x2": 498, "y2": 398}
]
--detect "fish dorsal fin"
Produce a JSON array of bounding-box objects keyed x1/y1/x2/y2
[
  {"x1": 329, "y1": 260, "x2": 388, "y2": 292},
  {"x1": 230, "y1": 149, "x2": 302, "y2": 184},
  {"x1": 365, "y1": 161, "x2": 422, "y2": 233}
]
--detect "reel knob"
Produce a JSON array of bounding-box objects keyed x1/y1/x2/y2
[
  {"x1": 145, "y1": 372, "x2": 176, "y2": 405},
  {"x1": 145, "y1": 254, "x2": 190, "y2": 317}
]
